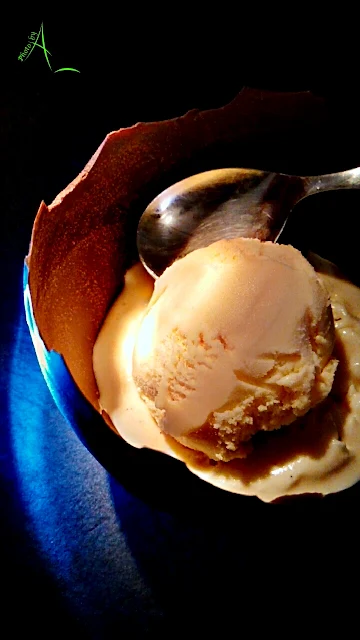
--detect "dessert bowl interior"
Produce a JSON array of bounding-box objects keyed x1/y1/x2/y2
[{"x1": 24, "y1": 87, "x2": 360, "y2": 509}]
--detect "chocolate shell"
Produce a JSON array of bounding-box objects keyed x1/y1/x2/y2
[
  {"x1": 25, "y1": 86, "x2": 360, "y2": 503},
  {"x1": 25, "y1": 87, "x2": 336, "y2": 416}
]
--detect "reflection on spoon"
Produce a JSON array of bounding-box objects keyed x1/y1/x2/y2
[{"x1": 137, "y1": 167, "x2": 360, "y2": 278}]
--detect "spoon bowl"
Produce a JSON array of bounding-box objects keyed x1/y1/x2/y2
[{"x1": 137, "y1": 166, "x2": 360, "y2": 278}]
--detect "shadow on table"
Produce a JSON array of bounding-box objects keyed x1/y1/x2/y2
[{"x1": 108, "y1": 446, "x2": 360, "y2": 634}]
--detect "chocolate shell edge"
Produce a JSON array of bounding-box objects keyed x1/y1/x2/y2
[{"x1": 25, "y1": 87, "x2": 331, "y2": 414}]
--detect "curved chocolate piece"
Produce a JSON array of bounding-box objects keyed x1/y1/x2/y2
[{"x1": 26, "y1": 88, "x2": 331, "y2": 412}]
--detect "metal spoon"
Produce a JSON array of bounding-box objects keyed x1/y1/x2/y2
[{"x1": 137, "y1": 167, "x2": 360, "y2": 278}]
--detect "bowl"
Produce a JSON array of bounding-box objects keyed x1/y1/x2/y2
[{"x1": 24, "y1": 87, "x2": 360, "y2": 508}]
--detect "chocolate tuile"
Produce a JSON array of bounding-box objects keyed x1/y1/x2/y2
[{"x1": 26, "y1": 88, "x2": 329, "y2": 411}]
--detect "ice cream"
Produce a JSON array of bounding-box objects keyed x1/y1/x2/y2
[
  {"x1": 132, "y1": 238, "x2": 338, "y2": 461},
  {"x1": 92, "y1": 246, "x2": 360, "y2": 502}
]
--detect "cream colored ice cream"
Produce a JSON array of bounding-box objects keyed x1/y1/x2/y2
[
  {"x1": 132, "y1": 238, "x2": 338, "y2": 461},
  {"x1": 93, "y1": 248, "x2": 360, "y2": 502}
]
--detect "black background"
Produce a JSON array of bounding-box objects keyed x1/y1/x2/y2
[{"x1": 1, "y1": 13, "x2": 359, "y2": 638}]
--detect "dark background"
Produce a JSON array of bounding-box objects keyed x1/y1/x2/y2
[{"x1": 1, "y1": 14, "x2": 359, "y2": 638}]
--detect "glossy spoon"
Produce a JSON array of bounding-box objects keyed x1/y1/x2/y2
[{"x1": 137, "y1": 167, "x2": 360, "y2": 278}]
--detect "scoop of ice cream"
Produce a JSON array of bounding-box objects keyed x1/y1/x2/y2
[{"x1": 132, "y1": 238, "x2": 338, "y2": 461}]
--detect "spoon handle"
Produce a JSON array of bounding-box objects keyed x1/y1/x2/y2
[{"x1": 302, "y1": 167, "x2": 360, "y2": 197}]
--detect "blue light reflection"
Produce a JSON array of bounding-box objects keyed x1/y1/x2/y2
[{"x1": 7, "y1": 267, "x2": 157, "y2": 628}]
